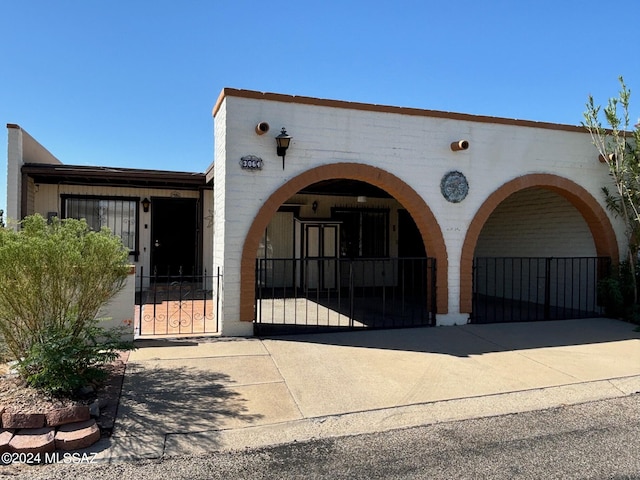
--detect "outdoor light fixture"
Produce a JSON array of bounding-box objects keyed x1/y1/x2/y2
[
  {"x1": 141, "y1": 197, "x2": 151, "y2": 212},
  {"x1": 312, "y1": 200, "x2": 318, "y2": 213},
  {"x1": 275, "y1": 127, "x2": 292, "y2": 170}
]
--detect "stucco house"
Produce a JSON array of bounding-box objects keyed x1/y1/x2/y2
[
  {"x1": 6, "y1": 124, "x2": 214, "y2": 278},
  {"x1": 5, "y1": 88, "x2": 625, "y2": 337}
]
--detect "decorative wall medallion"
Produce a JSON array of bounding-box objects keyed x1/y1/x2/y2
[
  {"x1": 440, "y1": 170, "x2": 469, "y2": 203},
  {"x1": 240, "y1": 155, "x2": 263, "y2": 170}
]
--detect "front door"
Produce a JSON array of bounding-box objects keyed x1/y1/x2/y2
[
  {"x1": 305, "y1": 223, "x2": 339, "y2": 290},
  {"x1": 150, "y1": 197, "x2": 199, "y2": 277}
]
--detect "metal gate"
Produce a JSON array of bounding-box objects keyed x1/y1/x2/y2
[
  {"x1": 472, "y1": 257, "x2": 610, "y2": 323},
  {"x1": 135, "y1": 266, "x2": 221, "y2": 337},
  {"x1": 255, "y1": 257, "x2": 436, "y2": 335}
]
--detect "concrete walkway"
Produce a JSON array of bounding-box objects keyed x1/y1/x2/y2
[{"x1": 91, "y1": 318, "x2": 640, "y2": 462}]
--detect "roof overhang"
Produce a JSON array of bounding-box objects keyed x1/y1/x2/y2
[
  {"x1": 22, "y1": 163, "x2": 210, "y2": 190},
  {"x1": 213, "y1": 88, "x2": 587, "y2": 133}
]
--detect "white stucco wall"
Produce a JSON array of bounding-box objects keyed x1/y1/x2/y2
[
  {"x1": 98, "y1": 267, "x2": 136, "y2": 341},
  {"x1": 202, "y1": 188, "x2": 214, "y2": 274},
  {"x1": 6, "y1": 126, "x2": 23, "y2": 224},
  {"x1": 213, "y1": 90, "x2": 626, "y2": 335},
  {"x1": 6, "y1": 125, "x2": 61, "y2": 225}
]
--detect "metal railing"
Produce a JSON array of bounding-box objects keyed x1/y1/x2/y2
[
  {"x1": 135, "y1": 266, "x2": 221, "y2": 336},
  {"x1": 255, "y1": 257, "x2": 436, "y2": 335},
  {"x1": 472, "y1": 257, "x2": 610, "y2": 323}
]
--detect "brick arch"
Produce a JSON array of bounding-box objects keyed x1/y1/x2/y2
[
  {"x1": 240, "y1": 163, "x2": 449, "y2": 322},
  {"x1": 459, "y1": 174, "x2": 620, "y2": 313}
]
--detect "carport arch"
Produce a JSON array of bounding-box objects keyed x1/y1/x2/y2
[
  {"x1": 239, "y1": 163, "x2": 449, "y2": 323},
  {"x1": 459, "y1": 173, "x2": 620, "y2": 313}
]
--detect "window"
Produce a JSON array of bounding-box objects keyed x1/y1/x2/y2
[
  {"x1": 333, "y1": 208, "x2": 389, "y2": 258},
  {"x1": 62, "y1": 196, "x2": 138, "y2": 255}
]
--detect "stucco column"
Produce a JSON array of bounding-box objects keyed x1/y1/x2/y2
[{"x1": 6, "y1": 124, "x2": 23, "y2": 224}]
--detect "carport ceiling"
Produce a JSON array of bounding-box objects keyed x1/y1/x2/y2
[{"x1": 298, "y1": 179, "x2": 392, "y2": 199}]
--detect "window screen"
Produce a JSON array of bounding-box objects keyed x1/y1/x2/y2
[
  {"x1": 63, "y1": 197, "x2": 137, "y2": 252},
  {"x1": 333, "y1": 208, "x2": 388, "y2": 258}
]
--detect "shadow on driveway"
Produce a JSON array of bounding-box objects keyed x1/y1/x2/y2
[
  {"x1": 265, "y1": 318, "x2": 640, "y2": 357},
  {"x1": 113, "y1": 363, "x2": 264, "y2": 452}
]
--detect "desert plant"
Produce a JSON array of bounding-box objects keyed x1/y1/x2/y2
[
  {"x1": 0, "y1": 214, "x2": 134, "y2": 395},
  {"x1": 597, "y1": 261, "x2": 637, "y2": 319},
  {"x1": 583, "y1": 77, "x2": 640, "y2": 301},
  {"x1": 18, "y1": 319, "x2": 131, "y2": 396}
]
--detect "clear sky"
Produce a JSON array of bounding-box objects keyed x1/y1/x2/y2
[{"x1": 1, "y1": 0, "x2": 639, "y2": 217}]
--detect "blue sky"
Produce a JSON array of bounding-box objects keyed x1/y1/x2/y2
[{"x1": 1, "y1": 0, "x2": 639, "y2": 217}]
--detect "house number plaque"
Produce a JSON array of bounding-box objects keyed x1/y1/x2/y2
[{"x1": 240, "y1": 155, "x2": 263, "y2": 170}]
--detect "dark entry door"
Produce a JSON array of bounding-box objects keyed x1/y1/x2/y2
[
  {"x1": 151, "y1": 198, "x2": 199, "y2": 276},
  {"x1": 398, "y1": 209, "x2": 426, "y2": 257}
]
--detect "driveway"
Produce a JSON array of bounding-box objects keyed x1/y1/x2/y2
[{"x1": 92, "y1": 317, "x2": 640, "y2": 461}]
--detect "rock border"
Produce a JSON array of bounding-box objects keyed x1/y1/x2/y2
[{"x1": 0, "y1": 352, "x2": 129, "y2": 458}]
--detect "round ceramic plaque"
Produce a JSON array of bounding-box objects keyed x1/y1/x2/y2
[{"x1": 440, "y1": 171, "x2": 469, "y2": 203}]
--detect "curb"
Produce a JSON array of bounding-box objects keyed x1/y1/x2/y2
[{"x1": 166, "y1": 376, "x2": 640, "y2": 454}]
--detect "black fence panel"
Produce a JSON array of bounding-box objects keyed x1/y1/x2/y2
[
  {"x1": 135, "y1": 266, "x2": 221, "y2": 336},
  {"x1": 255, "y1": 257, "x2": 436, "y2": 335},
  {"x1": 472, "y1": 257, "x2": 611, "y2": 323}
]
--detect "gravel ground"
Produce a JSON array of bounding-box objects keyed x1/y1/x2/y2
[
  {"x1": 0, "y1": 354, "x2": 126, "y2": 415},
  {"x1": 3, "y1": 394, "x2": 639, "y2": 479},
  {"x1": 0, "y1": 374, "x2": 82, "y2": 414}
]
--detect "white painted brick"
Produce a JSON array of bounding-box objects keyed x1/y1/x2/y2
[
  {"x1": 213, "y1": 93, "x2": 627, "y2": 335},
  {"x1": 475, "y1": 188, "x2": 596, "y2": 257}
]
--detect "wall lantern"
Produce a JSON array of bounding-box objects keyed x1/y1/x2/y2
[
  {"x1": 141, "y1": 198, "x2": 151, "y2": 212},
  {"x1": 275, "y1": 127, "x2": 292, "y2": 170},
  {"x1": 312, "y1": 200, "x2": 318, "y2": 213}
]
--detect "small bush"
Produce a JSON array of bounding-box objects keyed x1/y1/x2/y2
[
  {"x1": 0, "y1": 214, "x2": 130, "y2": 360},
  {"x1": 0, "y1": 214, "x2": 135, "y2": 397},
  {"x1": 18, "y1": 319, "x2": 132, "y2": 397},
  {"x1": 598, "y1": 275, "x2": 624, "y2": 318},
  {"x1": 598, "y1": 261, "x2": 640, "y2": 323}
]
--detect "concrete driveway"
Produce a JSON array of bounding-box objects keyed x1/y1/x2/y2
[{"x1": 94, "y1": 317, "x2": 640, "y2": 461}]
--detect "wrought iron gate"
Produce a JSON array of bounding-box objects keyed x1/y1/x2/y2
[
  {"x1": 255, "y1": 257, "x2": 436, "y2": 335},
  {"x1": 135, "y1": 266, "x2": 221, "y2": 336},
  {"x1": 472, "y1": 257, "x2": 610, "y2": 323}
]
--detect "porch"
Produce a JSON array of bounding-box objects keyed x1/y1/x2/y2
[
  {"x1": 134, "y1": 267, "x2": 221, "y2": 337},
  {"x1": 255, "y1": 257, "x2": 436, "y2": 335}
]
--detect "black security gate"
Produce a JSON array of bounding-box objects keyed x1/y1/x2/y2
[
  {"x1": 255, "y1": 257, "x2": 436, "y2": 335},
  {"x1": 472, "y1": 257, "x2": 610, "y2": 323},
  {"x1": 135, "y1": 266, "x2": 221, "y2": 336}
]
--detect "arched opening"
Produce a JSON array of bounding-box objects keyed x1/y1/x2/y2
[
  {"x1": 240, "y1": 163, "x2": 448, "y2": 332},
  {"x1": 460, "y1": 174, "x2": 619, "y2": 322}
]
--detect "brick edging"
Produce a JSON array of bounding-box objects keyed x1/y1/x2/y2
[{"x1": 0, "y1": 353, "x2": 129, "y2": 457}]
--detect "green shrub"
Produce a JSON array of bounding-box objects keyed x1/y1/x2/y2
[
  {"x1": 598, "y1": 261, "x2": 640, "y2": 323},
  {"x1": 598, "y1": 275, "x2": 624, "y2": 318},
  {"x1": 18, "y1": 319, "x2": 131, "y2": 396},
  {"x1": 0, "y1": 214, "x2": 134, "y2": 396}
]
